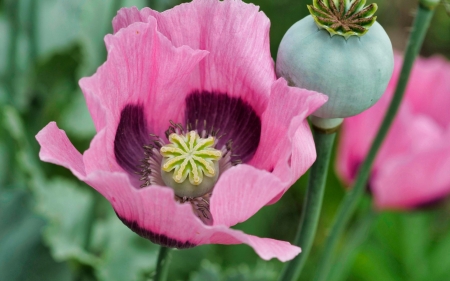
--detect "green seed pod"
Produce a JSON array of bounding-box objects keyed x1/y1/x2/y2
[{"x1": 276, "y1": 0, "x2": 394, "y2": 119}]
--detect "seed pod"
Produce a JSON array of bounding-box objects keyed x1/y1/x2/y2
[{"x1": 276, "y1": 0, "x2": 394, "y2": 119}]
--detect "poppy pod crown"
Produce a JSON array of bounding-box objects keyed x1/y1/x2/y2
[{"x1": 36, "y1": 0, "x2": 327, "y2": 261}]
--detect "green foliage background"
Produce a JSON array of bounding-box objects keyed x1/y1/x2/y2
[{"x1": 0, "y1": 0, "x2": 449, "y2": 280}]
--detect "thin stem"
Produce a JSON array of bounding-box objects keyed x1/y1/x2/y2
[
  {"x1": 154, "y1": 246, "x2": 172, "y2": 281},
  {"x1": 313, "y1": 5, "x2": 436, "y2": 281},
  {"x1": 278, "y1": 128, "x2": 337, "y2": 281}
]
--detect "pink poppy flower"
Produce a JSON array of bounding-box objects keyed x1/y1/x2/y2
[
  {"x1": 36, "y1": 0, "x2": 327, "y2": 261},
  {"x1": 337, "y1": 53, "x2": 450, "y2": 210}
]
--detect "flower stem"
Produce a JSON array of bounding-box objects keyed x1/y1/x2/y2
[
  {"x1": 313, "y1": 5, "x2": 436, "y2": 281},
  {"x1": 154, "y1": 246, "x2": 172, "y2": 281},
  {"x1": 278, "y1": 127, "x2": 337, "y2": 281}
]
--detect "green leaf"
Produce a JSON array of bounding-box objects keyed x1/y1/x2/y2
[
  {"x1": 430, "y1": 210, "x2": 450, "y2": 280},
  {"x1": 36, "y1": 0, "x2": 85, "y2": 58},
  {"x1": 351, "y1": 242, "x2": 404, "y2": 281},
  {"x1": 91, "y1": 210, "x2": 159, "y2": 281},
  {"x1": 35, "y1": 177, "x2": 100, "y2": 267},
  {"x1": 77, "y1": 0, "x2": 115, "y2": 77},
  {"x1": 59, "y1": 90, "x2": 96, "y2": 140},
  {"x1": 400, "y1": 212, "x2": 432, "y2": 281},
  {"x1": 372, "y1": 212, "x2": 403, "y2": 260},
  {"x1": 224, "y1": 261, "x2": 278, "y2": 281},
  {"x1": 0, "y1": 14, "x2": 9, "y2": 77},
  {"x1": 189, "y1": 260, "x2": 278, "y2": 281},
  {"x1": 0, "y1": 189, "x2": 73, "y2": 281},
  {"x1": 189, "y1": 261, "x2": 222, "y2": 281}
]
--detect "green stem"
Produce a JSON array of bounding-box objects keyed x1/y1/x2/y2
[
  {"x1": 154, "y1": 246, "x2": 172, "y2": 281},
  {"x1": 278, "y1": 128, "x2": 337, "y2": 281},
  {"x1": 313, "y1": 5, "x2": 436, "y2": 281}
]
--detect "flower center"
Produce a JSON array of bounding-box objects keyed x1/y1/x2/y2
[{"x1": 160, "y1": 131, "x2": 222, "y2": 198}]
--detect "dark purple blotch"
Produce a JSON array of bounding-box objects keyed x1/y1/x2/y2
[
  {"x1": 185, "y1": 91, "x2": 261, "y2": 163},
  {"x1": 114, "y1": 104, "x2": 151, "y2": 174}
]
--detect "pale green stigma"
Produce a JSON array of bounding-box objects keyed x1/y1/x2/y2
[{"x1": 160, "y1": 131, "x2": 222, "y2": 198}]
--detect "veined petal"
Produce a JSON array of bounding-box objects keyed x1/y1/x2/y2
[
  {"x1": 250, "y1": 79, "x2": 327, "y2": 200},
  {"x1": 112, "y1": 6, "x2": 153, "y2": 33},
  {"x1": 208, "y1": 228, "x2": 301, "y2": 262},
  {"x1": 115, "y1": 0, "x2": 276, "y2": 115},
  {"x1": 79, "y1": 16, "x2": 207, "y2": 175},
  {"x1": 84, "y1": 170, "x2": 300, "y2": 261},
  {"x1": 36, "y1": 122, "x2": 86, "y2": 179},
  {"x1": 210, "y1": 164, "x2": 286, "y2": 227}
]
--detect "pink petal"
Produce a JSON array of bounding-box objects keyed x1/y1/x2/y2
[
  {"x1": 36, "y1": 122, "x2": 86, "y2": 179},
  {"x1": 112, "y1": 6, "x2": 153, "y2": 33},
  {"x1": 84, "y1": 170, "x2": 300, "y2": 261},
  {"x1": 209, "y1": 228, "x2": 301, "y2": 262},
  {"x1": 373, "y1": 128, "x2": 450, "y2": 209},
  {"x1": 338, "y1": 55, "x2": 450, "y2": 186},
  {"x1": 36, "y1": 125, "x2": 301, "y2": 260},
  {"x1": 336, "y1": 90, "x2": 394, "y2": 184},
  {"x1": 337, "y1": 54, "x2": 450, "y2": 209},
  {"x1": 210, "y1": 164, "x2": 286, "y2": 227},
  {"x1": 80, "y1": 17, "x2": 207, "y2": 136},
  {"x1": 405, "y1": 56, "x2": 450, "y2": 127},
  {"x1": 82, "y1": 128, "x2": 124, "y2": 174},
  {"x1": 79, "y1": 16, "x2": 207, "y2": 176},
  {"x1": 250, "y1": 79, "x2": 327, "y2": 194},
  {"x1": 116, "y1": 0, "x2": 276, "y2": 115}
]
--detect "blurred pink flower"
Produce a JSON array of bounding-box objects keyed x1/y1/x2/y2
[
  {"x1": 36, "y1": 0, "x2": 326, "y2": 261},
  {"x1": 337, "y1": 53, "x2": 450, "y2": 210}
]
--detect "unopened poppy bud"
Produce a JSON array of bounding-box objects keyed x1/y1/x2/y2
[{"x1": 276, "y1": 0, "x2": 394, "y2": 119}]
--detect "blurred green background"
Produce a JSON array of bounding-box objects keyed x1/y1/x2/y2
[{"x1": 0, "y1": 0, "x2": 449, "y2": 280}]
